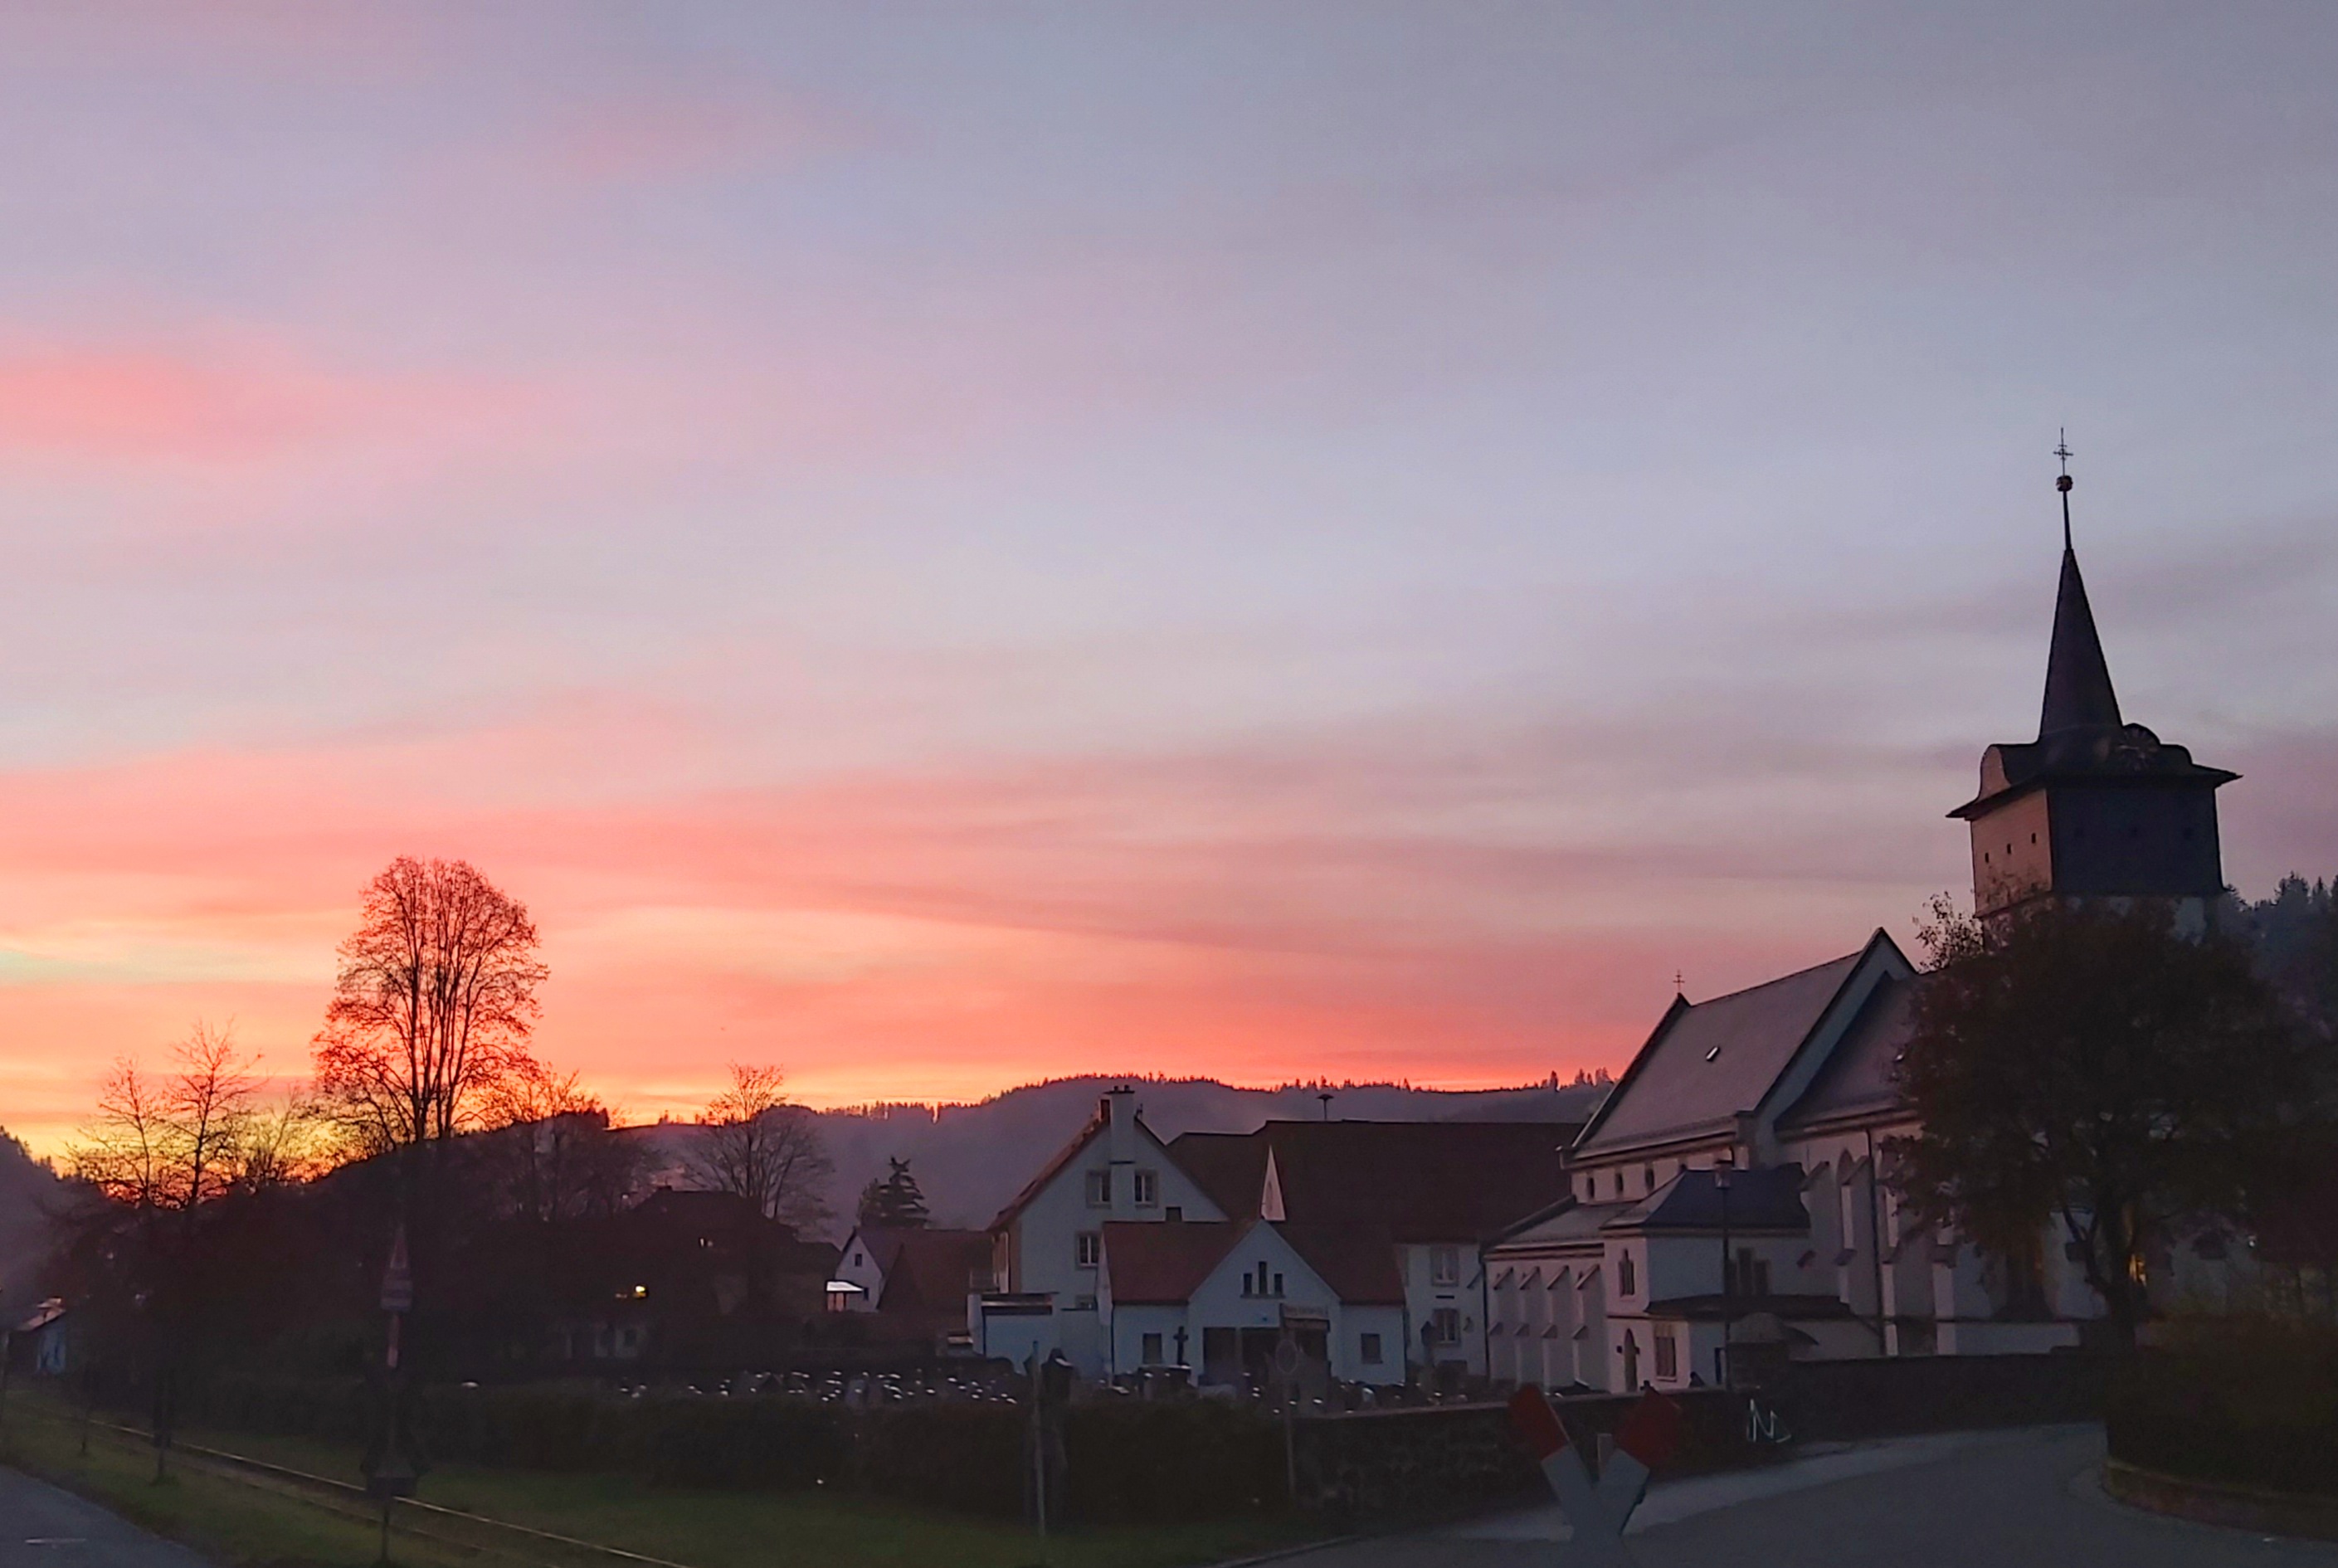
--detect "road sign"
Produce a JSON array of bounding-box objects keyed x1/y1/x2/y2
[
  {"x1": 1508, "y1": 1385, "x2": 1684, "y2": 1566},
  {"x1": 380, "y1": 1226, "x2": 413, "y2": 1314}
]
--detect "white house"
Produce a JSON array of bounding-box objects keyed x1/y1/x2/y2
[
  {"x1": 1098, "y1": 1218, "x2": 1408, "y2": 1385},
  {"x1": 1167, "y1": 1119, "x2": 1579, "y2": 1381},
  {"x1": 975, "y1": 1087, "x2": 1228, "y2": 1376}
]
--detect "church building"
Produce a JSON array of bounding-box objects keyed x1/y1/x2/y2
[{"x1": 1488, "y1": 462, "x2": 2245, "y2": 1390}]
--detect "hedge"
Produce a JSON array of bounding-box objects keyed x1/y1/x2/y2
[
  {"x1": 2106, "y1": 1318, "x2": 2338, "y2": 1498},
  {"x1": 153, "y1": 1374, "x2": 1283, "y2": 1524}
]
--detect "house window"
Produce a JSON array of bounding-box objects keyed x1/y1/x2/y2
[
  {"x1": 1361, "y1": 1332, "x2": 1383, "y2": 1365},
  {"x1": 1133, "y1": 1168, "x2": 1159, "y2": 1206},
  {"x1": 1142, "y1": 1332, "x2": 1164, "y2": 1365},
  {"x1": 1273, "y1": 1272, "x2": 1284, "y2": 1297},
  {"x1": 1430, "y1": 1245, "x2": 1461, "y2": 1287},
  {"x1": 1613, "y1": 1171, "x2": 1624, "y2": 1197},
  {"x1": 853, "y1": 1252, "x2": 864, "y2": 1267},
  {"x1": 1618, "y1": 1252, "x2": 1636, "y2": 1298},
  {"x1": 1085, "y1": 1170, "x2": 1112, "y2": 1207},
  {"x1": 1075, "y1": 1231, "x2": 1101, "y2": 1269},
  {"x1": 1644, "y1": 1166, "x2": 1655, "y2": 1193},
  {"x1": 1583, "y1": 1176, "x2": 1594, "y2": 1201},
  {"x1": 1730, "y1": 1249, "x2": 1768, "y2": 1298},
  {"x1": 1654, "y1": 1327, "x2": 1678, "y2": 1381},
  {"x1": 1430, "y1": 1307, "x2": 1461, "y2": 1346}
]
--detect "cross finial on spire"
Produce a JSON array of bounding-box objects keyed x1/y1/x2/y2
[{"x1": 2054, "y1": 428, "x2": 2074, "y2": 550}]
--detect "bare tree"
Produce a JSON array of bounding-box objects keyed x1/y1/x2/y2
[
  {"x1": 70, "y1": 1025, "x2": 280, "y2": 1210},
  {"x1": 313, "y1": 857, "x2": 548, "y2": 1156},
  {"x1": 481, "y1": 1060, "x2": 645, "y2": 1223},
  {"x1": 64, "y1": 1025, "x2": 301, "y2": 1475},
  {"x1": 689, "y1": 1064, "x2": 835, "y2": 1234}
]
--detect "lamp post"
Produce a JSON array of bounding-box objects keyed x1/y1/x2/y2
[{"x1": 1714, "y1": 1149, "x2": 1735, "y2": 1392}]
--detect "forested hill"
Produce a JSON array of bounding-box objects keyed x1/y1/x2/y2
[
  {"x1": 0, "y1": 1128, "x2": 62, "y2": 1312},
  {"x1": 631, "y1": 1074, "x2": 1610, "y2": 1236}
]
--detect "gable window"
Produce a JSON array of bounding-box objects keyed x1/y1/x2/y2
[
  {"x1": 1430, "y1": 1245, "x2": 1461, "y2": 1286},
  {"x1": 1133, "y1": 1168, "x2": 1159, "y2": 1206},
  {"x1": 1618, "y1": 1251, "x2": 1636, "y2": 1298},
  {"x1": 1360, "y1": 1332, "x2": 1384, "y2": 1365},
  {"x1": 1084, "y1": 1170, "x2": 1111, "y2": 1207},
  {"x1": 1141, "y1": 1332, "x2": 1164, "y2": 1364},
  {"x1": 1074, "y1": 1231, "x2": 1100, "y2": 1269}
]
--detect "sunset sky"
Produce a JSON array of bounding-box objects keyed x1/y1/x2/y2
[{"x1": 3, "y1": 3, "x2": 2335, "y2": 1154}]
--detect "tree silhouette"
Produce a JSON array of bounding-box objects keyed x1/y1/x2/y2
[
  {"x1": 858, "y1": 1157, "x2": 931, "y2": 1230},
  {"x1": 689, "y1": 1064, "x2": 835, "y2": 1234},
  {"x1": 1890, "y1": 897, "x2": 2318, "y2": 1348}
]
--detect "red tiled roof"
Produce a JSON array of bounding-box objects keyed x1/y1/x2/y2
[
  {"x1": 873, "y1": 1229, "x2": 991, "y2": 1314},
  {"x1": 1275, "y1": 1223, "x2": 1405, "y2": 1305},
  {"x1": 1167, "y1": 1121, "x2": 1578, "y2": 1243},
  {"x1": 1102, "y1": 1221, "x2": 1242, "y2": 1303}
]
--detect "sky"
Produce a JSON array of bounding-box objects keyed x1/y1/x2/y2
[{"x1": 2, "y1": 2, "x2": 2335, "y2": 1155}]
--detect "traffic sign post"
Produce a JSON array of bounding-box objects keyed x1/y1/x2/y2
[{"x1": 1508, "y1": 1386, "x2": 1683, "y2": 1566}]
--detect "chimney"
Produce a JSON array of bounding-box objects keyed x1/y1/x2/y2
[{"x1": 1104, "y1": 1084, "x2": 1138, "y2": 1220}]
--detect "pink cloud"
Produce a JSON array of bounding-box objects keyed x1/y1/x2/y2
[
  {"x1": 0, "y1": 341, "x2": 547, "y2": 467},
  {"x1": 0, "y1": 702, "x2": 1942, "y2": 1156}
]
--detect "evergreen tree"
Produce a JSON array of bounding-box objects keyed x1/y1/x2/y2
[{"x1": 857, "y1": 1157, "x2": 931, "y2": 1230}]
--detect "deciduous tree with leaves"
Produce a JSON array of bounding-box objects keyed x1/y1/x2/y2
[{"x1": 1890, "y1": 897, "x2": 2319, "y2": 1348}]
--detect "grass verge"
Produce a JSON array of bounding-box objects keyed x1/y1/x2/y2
[{"x1": 0, "y1": 1387, "x2": 1328, "y2": 1568}]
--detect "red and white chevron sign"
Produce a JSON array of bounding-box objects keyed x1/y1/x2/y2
[{"x1": 1507, "y1": 1386, "x2": 1684, "y2": 1565}]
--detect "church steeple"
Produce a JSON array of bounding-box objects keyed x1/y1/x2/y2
[
  {"x1": 2038, "y1": 538, "x2": 2122, "y2": 735},
  {"x1": 1947, "y1": 436, "x2": 2236, "y2": 918}
]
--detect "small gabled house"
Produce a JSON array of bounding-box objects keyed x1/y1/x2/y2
[
  {"x1": 976, "y1": 1087, "x2": 1227, "y2": 1375},
  {"x1": 1169, "y1": 1120, "x2": 1579, "y2": 1379},
  {"x1": 1098, "y1": 1218, "x2": 1407, "y2": 1385},
  {"x1": 830, "y1": 1225, "x2": 992, "y2": 1349}
]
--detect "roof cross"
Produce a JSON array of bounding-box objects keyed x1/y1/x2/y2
[{"x1": 2054, "y1": 429, "x2": 2075, "y2": 550}]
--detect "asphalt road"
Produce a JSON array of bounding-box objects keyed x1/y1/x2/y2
[
  {"x1": 1288, "y1": 1425, "x2": 2338, "y2": 1568},
  {"x1": 0, "y1": 1468, "x2": 207, "y2": 1568}
]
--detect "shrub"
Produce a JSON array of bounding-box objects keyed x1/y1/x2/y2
[{"x1": 2107, "y1": 1317, "x2": 2338, "y2": 1497}]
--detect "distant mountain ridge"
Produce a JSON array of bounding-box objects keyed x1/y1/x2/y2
[{"x1": 630, "y1": 1074, "x2": 1610, "y2": 1238}]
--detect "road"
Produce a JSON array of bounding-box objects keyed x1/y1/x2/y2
[
  {"x1": 0, "y1": 1468, "x2": 208, "y2": 1568},
  {"x1": 1286, "y1": 1425, "x2": 2338, "y2": 1568}
]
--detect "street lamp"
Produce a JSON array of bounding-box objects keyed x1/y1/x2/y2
[{"x1": 1714, "y1": 1149, "x2": 1735, "y2": 1391}]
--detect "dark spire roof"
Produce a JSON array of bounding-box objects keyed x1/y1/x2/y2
[{"x1": 2038, "y1": 543, "x2": 2122, "y2": 737}]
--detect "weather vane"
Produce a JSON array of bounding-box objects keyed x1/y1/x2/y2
[{"x1": 2054, "y1": 428, "x2": 2074, "y2": 549}]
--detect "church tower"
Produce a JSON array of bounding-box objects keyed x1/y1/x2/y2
[{"x1": 1948, "y1": 446, "x2": 2237, "y2": 920}]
